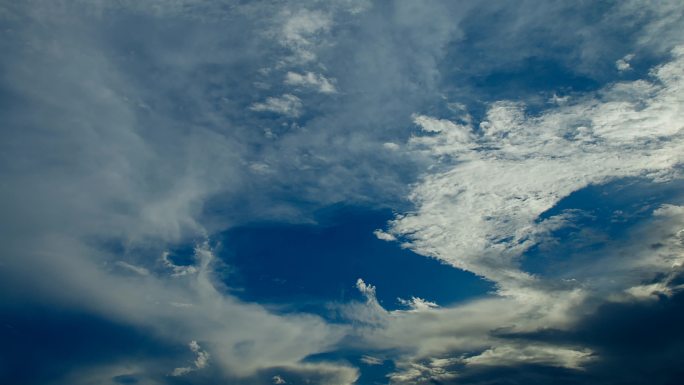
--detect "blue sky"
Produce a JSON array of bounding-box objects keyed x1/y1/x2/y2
[
  {"x1": 1, "y1": 1, "x2": 684, "y2": 384},
  {"x1": 220, "y1": 206, "x2": 492, "y2": 312}
]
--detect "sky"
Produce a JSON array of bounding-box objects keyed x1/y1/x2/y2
[{"x1": 1, "y1": 1, "x2": 684, "y2": 384}]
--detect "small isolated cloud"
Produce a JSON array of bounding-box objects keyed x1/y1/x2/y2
[
  {"x1": 114, "y1": 261, "x2": 149, "y2": 276},
  {"x1": 355, "y1": 278, "x2": 377, "y2": 302},
  {"x1": 397, "y1": 296, "x2": 439, "y2": 312},
  {"x1": 272, "y1": 374, "x2": 287, "y2": 384},
  {"x1": 383, "y1": 142, "x2": 400, "y2": 151},
  {"x1": 285, "y1": 71, "x2": 336, "y2": 93},
  {"x1": 339, "y1": 278, "x2": 387, "y2": 325},
  {"x1": 171, "y1": 340, "x2": 210, "y2": 377},
  {"x1": 249, "y1": 162, "x2": 273, "y2": 175},
  {"x1": 616, "y1": 53, "x2": 635, "y2": 71},
  {"x1": 171, "y1": 366, "x2": 192, "y2": 377},
  {"x1": 360, "y1": 355, "x2": 383, "y2": 365},
  {"x1": 250, "y1": 94, "x2": 303, "y2": 117}
]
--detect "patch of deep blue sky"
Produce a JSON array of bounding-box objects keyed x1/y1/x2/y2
[
  {"x1": 523, "y1": 177, "x2": 684, "y2": 277},
  {"x1": 1, "y1": 304, "x2": 179, "y2": 385},
  {"x1": 216, "y1": 205, "x2": 492, "y2": 313}
]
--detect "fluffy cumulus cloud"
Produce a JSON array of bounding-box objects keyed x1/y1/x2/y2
[{"x1": 1, "y1": 1, "x2": 684, "y2": 385}]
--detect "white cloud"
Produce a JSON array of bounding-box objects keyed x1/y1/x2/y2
[
  {"x1": 463, "y1": 343, "x2": 594, "y2": 369},
  {"x1": 356, "y1": 46, "x2": 684, "y2": 384},
  {"x1": 115, "y1": 261, "x2": 150, "y2": 276},
  {"x1": 282, "y1": 10, "x2": 331, "y2": 45},
  {"x1": 385, "y1": 46, "x2": 684, "y2": 291},
  {"x1": 412, "y1": 114, "x2": 471, "y2": 137},
  {"x1": 337, "y1": 279, "x2": 388, "y2": 326},
  {"x1": 410, "y1": 114, "x2": 476, "y2": 157},
  {"x1": 3, "y1": 2, "x2": 684, "y2": 384},
  {"x1": 356, "y1": 278, "x2": 377, "y2": 301},
  {"x1": 249, "y1": 162, "x2": 274, "y2": 175},
  {"x1": 0, "y1": 2, "x2": 418, "y2": 382},
  {"x1": 616, "y1": 53, "x2": 635, "y2": 71},
  {"x1": 388, "y1": 357, "x2": 458, "y2": 384},
  {"x1": 190, "y1": 340, "x2": 210, "y2": 369},
  {"x1": 397, "y1": 296, "x2": 439, "y2": 312},
  {"x1": 170, "y1": 366, "x2": 192, "y2": 377},
  {"x1": 624, "y1": 282, "x2": 672, "y2": 300},
  {"x1": 373, "y1": 229, "x2": 396, "y2": 241},
  {"x1": 250, "y1": 94, "x2": 303, "y2": 117},
  {"x1": 266, "y1": 363, "x2": 359, "y2": 385},
  {"x1": 348, "y1": 287, "x2": 589, "y2": 376},
  {"x1": 57, "y1": 242, "x2": 349, "y2": 378},
  {"x1": 171, "y1": 340, "x2": 210, "y2": 377},
  {"x1": 280, "y1": 9, "x2": 332, "y2": 63},
  {"x1": 360, "y1": 355, "x2": 383, "y2": 365},
  {"x1": 570, "y1": 202, "x2": 684, "y2": 298},
  {"x1": 285, "y1": 71, "x2": 337, "y2": 93},
  {"x1": 383, "y1": 142, "x2": 401, "y2": 151}
]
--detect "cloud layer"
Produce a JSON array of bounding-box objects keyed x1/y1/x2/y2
[{"x1": 1, "y1": 1, "x2": 684, "y2": 384}]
